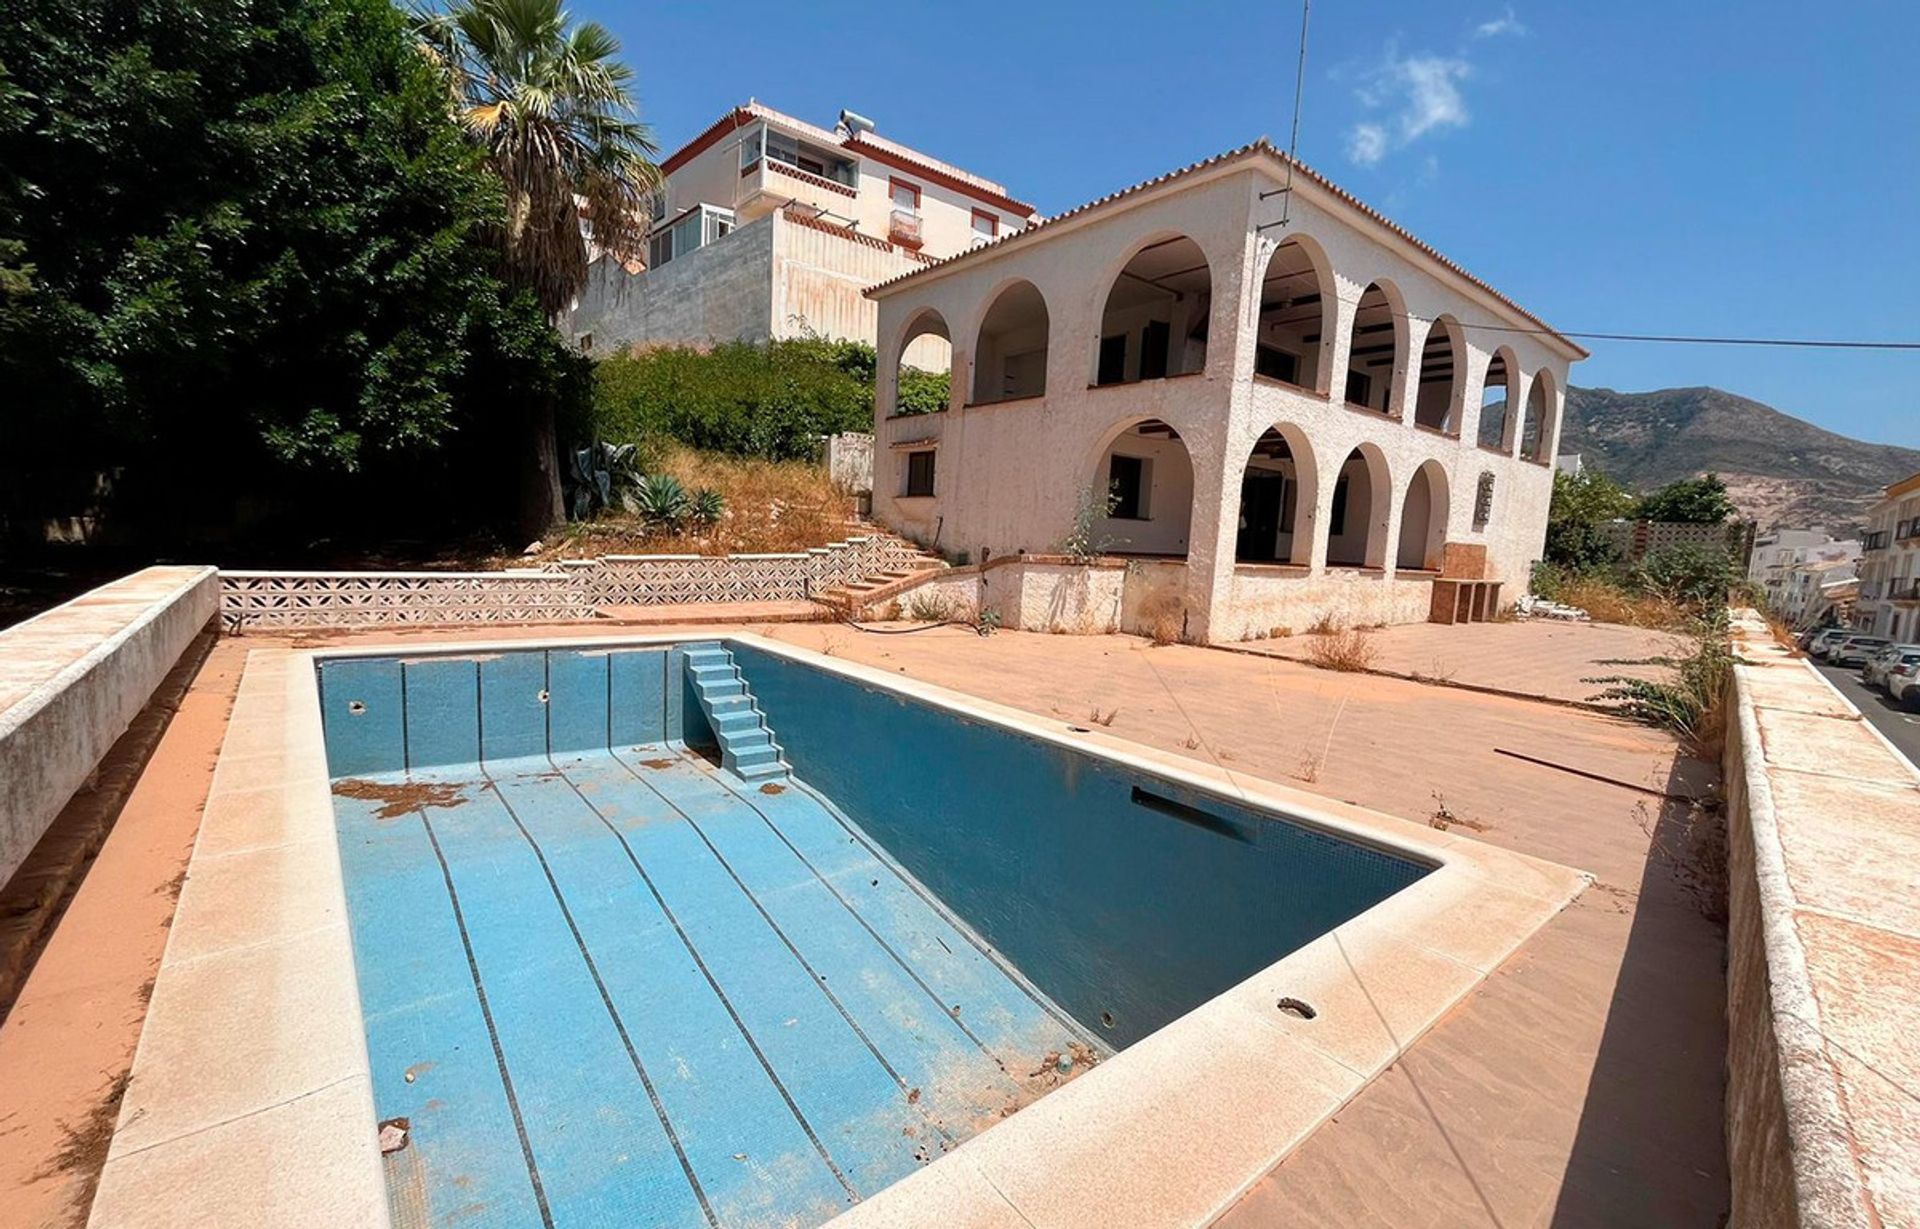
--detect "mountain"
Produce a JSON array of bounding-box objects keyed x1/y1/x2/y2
[{"x1": 1560, "y1": 386, "x2": 1920, "y2": 533}]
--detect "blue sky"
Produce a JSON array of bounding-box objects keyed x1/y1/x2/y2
[{"x1": 577, "y1": 1, "x2": 1920, "y2": 448}]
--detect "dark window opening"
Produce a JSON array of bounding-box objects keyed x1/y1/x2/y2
[
  {"x1": 905, "y1": 450, "x2": 936, "y2": 497},
  {"x1": 1255, "y1": 346, "x2": 1300, "y2": 384},
  {"x1": 1109, "y1": 454, "x2": 1148, "y2": 520},
  {"x1": 1331, "y1": 474, "x2": 1350, "y2": 533},
  {"x1": 1140, "y1": 320, "x2": 1171, "y2": 381},
  {"x1": 1344, "y1": 370, "x2": 1372, "y2": 408},
  {"x1": 1097, "y1": 334, "x2": 1127, "y2": 385}
]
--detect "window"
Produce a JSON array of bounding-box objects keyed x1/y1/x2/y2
[
  {"x1": 1345, "y1": 369, "x2": 1373, "y2": 408},
  {"x1": 890, "y1": 178, "x2": 922, "y2": 213},
  {"x1": 904, "y1": 450, "x2": 936, "y2": 497},
  {"x1": 1097, "y1": 335, "x2": 1127, "y2": 386},
  {"x1": 1255, "y1": 346, "x2": 1299, "y2": 383},
  {"x1": 1139, "y1": 321, "x2": 1171, "y2": 381},
  {"x1": 1330, "y1": 474, "x2": 1350, "y2": 533},
  {"x1": 971, "y1": 209, "x2": 998, "y2": 241},
  {"x1": 1109, "y1": 454, "x2": 1149, "y2": 520}
]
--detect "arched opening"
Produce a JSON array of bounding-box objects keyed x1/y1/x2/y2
[
  {"x1": 1414, "y1": 316, "x2": 1463, "y2": 433},
  {"x1": 1091, "y1": 418, "x2": 1195, "y2": 557},
  {"x1": 1254, "y1": 237, "x2": 1332, "y2": 393},
  {"x1": 1236, "y1": 424, "x2": 1317, "y2": 565},
  {"x1": 1095, "y1": 236, "x2": 1212, "y2": 385},
  {"x1": 970, "y1": 281, "x2": 1049, "y2": 405},
  {"x1": 1326, "y1": 445, "x2": 1391, "y2": 568},
  {"x1": 1521, "y1": 369, "x2": 1555, "y2": 461},
  {"x1": 1343, "y1": 281, "x2": 1403, "y2": 415},
  {"x1": 893, "y1": 309, "x2": 952, "y2": 417},
  {"x1": 1396, "y1": 460, "x2": 1451, "y2": 571},
  {"x1": 1477, "y1": 348, "x2": 1514, "y2": 449}
]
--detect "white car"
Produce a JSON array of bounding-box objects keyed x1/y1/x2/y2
[
  {"x1": 1886, "y1": 652, "x2": 1920, "y2": 707},
  {"x1": 1862, "y1": 643, "x2": 1920, "y2": 689},
  {"x1": 1831, "y1": 635, "x2": 1892, "y2": 668},
  {"x1": 1808, "y1": 628, "x2": 1852, "y2": 659}
]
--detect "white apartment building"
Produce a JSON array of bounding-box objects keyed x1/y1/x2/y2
[
  {"x1": 569, "y1": 102, "x2": 1039, "y2": 361},
  {"x1": 866, "y1": 140, "x2": 1585, "y2": 642},
  {"x1": 1748, "y1": 528, "x2": 1859, "y2": 626},
  {"x1": 1856, "y1": 472, "x2": 1920, "y2": 640}
]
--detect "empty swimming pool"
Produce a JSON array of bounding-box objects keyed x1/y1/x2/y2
[{"x1": 318, "y1": 639, "x2": 1432, "y2": 1229}]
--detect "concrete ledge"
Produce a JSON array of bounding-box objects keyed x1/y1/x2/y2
[
  {"x1": 1723, "y1": 611, "x2": 1919, "y2": 1229},
  {"x1": 0, "y1": 566, "x2": 218, "y2": 887}
]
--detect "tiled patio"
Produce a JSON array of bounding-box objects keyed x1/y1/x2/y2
[{"x1": 0, "y1": 618, "x2": 1729, "y2": 1227}]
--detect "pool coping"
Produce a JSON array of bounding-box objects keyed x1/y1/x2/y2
[{"x1": 88, "y1": 631, "x2": 1591, "y2": 1229}]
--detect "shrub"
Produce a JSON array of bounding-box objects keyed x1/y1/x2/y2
[
  {"x1": 634, "y1": 473, "x2": 689, "y2": 527},
  {"x1": 1589, "y1": 609, "x2": 1732, "y2": 754},
  {"x1": 592, "y1": 338, "x2": 874, "y2": 460},
  {"x1": 1633, "y1": 543, "x2": 1736, "y2": 610},
  {"x1": 690, "y1": 487, "x2": 724, "y2": 527},
  {"x1": 1306, "y1": 627, "x2": 1379, "y2": 672},
  {"x1": 894, "y1": 366, "x2": 951, "y2": 417}
]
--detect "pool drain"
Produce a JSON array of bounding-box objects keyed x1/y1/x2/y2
[{"x1": 1276, "y1": 997, "x2": 1317, "y2": 1020}]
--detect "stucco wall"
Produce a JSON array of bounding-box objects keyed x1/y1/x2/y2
[
  {"x1": 0, "y1": 566, "x2": 218, "y2": 887},
  {"x1": 1722, "y1": 612, "x2": 1917, "y2": 1228},
  {"x1": 572, "y1": 213, "x2": 777, "y2": 352},
  {"x1": 869, "y1": 154, "x2": 1570, "y2": 642}
]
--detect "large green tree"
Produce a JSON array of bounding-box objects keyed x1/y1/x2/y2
[
  {"x1": 0, "y1": 0, "x2": 582, "y2": 549},
  {"x1": 415, "y1": 0, "x2": 661, "y2": 538},
  {"x1": 1637, "y1": 473, "x2": 1737, "y2": 525}
]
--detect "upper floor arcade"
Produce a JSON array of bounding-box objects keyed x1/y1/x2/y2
[{"x1": 866, "y1": 139, "x2": 1585, "y2": 475}]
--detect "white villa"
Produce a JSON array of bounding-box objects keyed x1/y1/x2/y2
[
  {"x1": 1748, "y1": 528, "x2": 1859, "y2": 626},
  {"x1": 1855, "y1": 471, "x2": 1920, "y2": 641},
  {"x1": 866, "y1": 140, "x2": 1588, "y2": 642},
  {"x1": 569, "y1": 102, "x2": 1038, "y2": 360}
]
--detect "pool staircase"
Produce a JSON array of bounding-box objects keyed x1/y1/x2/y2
[{"x1": 682, "y1": 645, "x2": 790, "y2": 782}]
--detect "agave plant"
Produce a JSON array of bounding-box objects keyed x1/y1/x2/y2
[
  {"x1": 690, "y1": 488, "x2": 725, "y2": 527},
  {"x1": 565, "y1": 440, "x2": 642, "y2": 520},
  {"x1": 635, "y1": 473, "x2": 689, "y2": 527}
]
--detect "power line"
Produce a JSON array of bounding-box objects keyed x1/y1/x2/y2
[{"x1": 1336, "y1": 300, "x2": 1920, "y2": 352}]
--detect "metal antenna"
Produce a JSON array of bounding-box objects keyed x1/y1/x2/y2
[{"x1": 1281, "y1": 0, "x2": 1312, "y2": 227}]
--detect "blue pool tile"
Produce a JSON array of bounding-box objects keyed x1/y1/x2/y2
[
  {"x1": 609, "y1": 648, "x2": 668, "y2": 747},
  {"x1": 318, "y1": 658, "x2": 404, "y2": 777},
  {"x1": 401, "y1": 658, "x2": 480, "y2": 770},
  {"x1": 479, "y1": 651, "x2": 548, "y2": 765},
  {"x1": 546, "y1": 650, "x2": 610, "y2": 756}
]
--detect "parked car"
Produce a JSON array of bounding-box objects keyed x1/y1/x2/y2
[
  {"x1": 1862, "y1": 643, "x2": 1920, "y2": 689},
  {"x1": 1831, "y1": 635, "x2": 1892, "y2": 668},
  {"x1": 1888, "y1": 653, "x2": 1920, "y2": 707},
  {"x1": 1808, "y1": 628, "x2": 1852, "y2": 659}
]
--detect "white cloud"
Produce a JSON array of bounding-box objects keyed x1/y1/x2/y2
[
  {"x1": 1347, "y1": 123, "x2": 1388, "y2": 166},
  {"x1": 1474, "y1": 8, "x2": 1526, "y2": 39},
  {"x1": 1343, "y1": 47, "x2": 1473, "y2": 166}
]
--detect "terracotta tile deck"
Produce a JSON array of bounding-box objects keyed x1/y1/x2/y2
[
  {"x1": 0, "y1": 619, "x2": 1729, "y2": 1227},
  {"x1": 1231, "y1": 618, "x2": 1685, "y2": 707}
]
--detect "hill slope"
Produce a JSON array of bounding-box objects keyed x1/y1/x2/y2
[{"x1": 1561, "y1": 386, "x2": 1920, "y2": 532}]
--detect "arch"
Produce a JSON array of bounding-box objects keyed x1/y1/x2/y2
[
  {"x1": 1396, "y1": 459, "x2": 1452, "y2": 571},
  {"x1": 1088, "y1": 416, "x2": 1196, "y2": 557},
  {"x1": 892, "y1": 307, "x2": 953, "y2": 417},
  {"x1": 1254, "y1": 235, "x2": 1334, "y2": 394},
  {"x1": 1236, "y1": 422, "x2": 1319, "y2": 565},
  {"x1": 1413, "y1": 314, "x2": 1465, "y2": 433},
  {"x1": 1342, "y1": 280, "x2": 1408, "y2": 416},
  {"x1": 1326, "y1": 444, "x2": 1392, "y2": 568},
  {"x1": 1520, "y1": 366, "x2": 1556, "y2": 461},
  {"x1": 970, "y1": 280, "x2": 1049, "y2": 405},
  {"x1": 1094, "y1": 234, "x2": 1213, "y2": 385},
  {"x1": 1476, "y1": 345, "x2": 1518, "y2": 450}
]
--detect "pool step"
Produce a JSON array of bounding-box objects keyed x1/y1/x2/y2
[{"x1": 682, "y1": 646, "x2": 790, "y2": 782}]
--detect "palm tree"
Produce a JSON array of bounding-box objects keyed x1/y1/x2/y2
[{"x1": 416, "y1": 0, "x2": 660, "y2": 537}]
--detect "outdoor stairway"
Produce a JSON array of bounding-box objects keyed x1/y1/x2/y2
[
  {"x1": 682, "y1": 645, "x2": 790, "y2": 782},
  {"x1": 816, "y1": 530, "x2": 947, "y2": 614}
]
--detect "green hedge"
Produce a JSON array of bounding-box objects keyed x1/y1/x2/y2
[{"x1": 591, "y1": 337, "x2": 951, "y2": 460}]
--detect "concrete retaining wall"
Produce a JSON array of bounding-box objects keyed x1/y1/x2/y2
[
  {"x1": 1722, "y1": 611, "x2": 1917, "y2": 1228},
  {"x1": 0, "y1": 567, "x2": 219, "y2": 887}
]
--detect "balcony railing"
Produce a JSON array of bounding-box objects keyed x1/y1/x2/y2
[
  {"x1": 888, "y1": 209, "x2": 923, "y2": 248},
  {"x1": 1890, "y1": 578, "x2": 1920, "y2": 601}
]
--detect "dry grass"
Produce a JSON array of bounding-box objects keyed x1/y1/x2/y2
[
  {"x1": 1550, "y1": 576, "x2": 1689, "y2": 630},
  {"x1": 522, "y1": 446, "x2": 856, "y2": 561},
  {"x1": 1134, "y1": 588, "x2": 1187, "y2": 646},
  {"x1": 1305, "y1": 627, "x2": 1380, "y2": 673}
]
